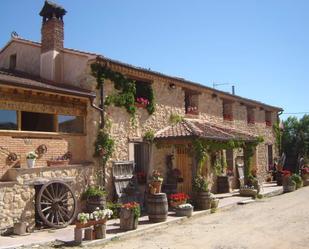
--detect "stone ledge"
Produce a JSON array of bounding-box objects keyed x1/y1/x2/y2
[{"x1": 3, "y1": 162, "x2": 94, "y2": 181}]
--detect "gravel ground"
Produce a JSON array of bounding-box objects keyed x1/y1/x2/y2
[{"x1": 22, "y1": 187, "x2": 309, "y2": 249}]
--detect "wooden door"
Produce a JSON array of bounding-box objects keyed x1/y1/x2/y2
[{"x1": 176, "y1": 147, "x2": 193, "y2": 194}]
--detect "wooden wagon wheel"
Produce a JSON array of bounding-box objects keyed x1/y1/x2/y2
[{"x1": 36, "y1": 180, "x2": 77, "y2": 229}]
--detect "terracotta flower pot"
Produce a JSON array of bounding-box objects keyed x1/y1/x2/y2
[{"x1": 152, "y1": 181, "x2": 162, "y2": 194}]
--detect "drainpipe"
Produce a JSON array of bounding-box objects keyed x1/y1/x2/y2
[{"x1": 89, "y1": 84, "x2": 106, "y2": 187}]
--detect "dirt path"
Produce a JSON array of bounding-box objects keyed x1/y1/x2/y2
[{"x1": 96, "y1": 187, "x2": 309, "y2": 249}]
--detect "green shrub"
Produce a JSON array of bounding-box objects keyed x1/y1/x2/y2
[
  {"x1": 107, "y1": 202, "x2": 122, "y2": 219},
  {"x1": 193, "y1": 175, "x2": 209, "y2": 192},
  {"x1": 83, "y1": 186, "x2": 106, "y2": 199},
  {"x1": 291, "y1": 174, "x2": 303, "y2": 189}
]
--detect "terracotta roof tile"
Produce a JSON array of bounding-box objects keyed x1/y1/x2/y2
[
  {"x1": 0, "y1": 69, "x2": 95, "y2": 98},
  {"x1": 155, "y1": 119, "x2": 257, "y2": 142}
]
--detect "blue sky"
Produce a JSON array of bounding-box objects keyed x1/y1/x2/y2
[{"x1": 0, "y1": 0, "x2": 308, "y2": 119}]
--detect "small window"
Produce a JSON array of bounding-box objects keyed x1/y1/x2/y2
[
  {"x1": 0, "y1": 110, "x2": 18, "y2": 130},
  {"x1": 9, "y1": 54, "x2": 17, "y2": 70},
  {"x1": 247, "y1": 107, "x2": 255, "y2": 124},
  {"x1": 135, "y1": 80, "x2": 153, "y2": 109},
  {"x1": 58, "y1": 115, "x2": 84, "y2": 133},
  {"x1": 265, "y1": 111, "x2": 272, "y2": 127},
  {"x1": 185, "y1": 90, "x2": 199, "y2": 115},
  {"x1": 223, "y1": 100, "x2": 233, "y2": 121},
  {"x1": 21, "y1": 111, "x2": 55, "y2": 132}
]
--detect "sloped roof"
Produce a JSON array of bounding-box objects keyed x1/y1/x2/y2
[
  {"x1": 0, "y1": 37, "x2": 283, "y2": 112},
  {"x1": 0, "y1": 69, "x2": 95, "y2": 98},
  {"x1": 155, "y1": 119, "x2": 257, "y2": 142}
]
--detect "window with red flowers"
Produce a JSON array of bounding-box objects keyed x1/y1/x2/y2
[
  {"x1": 223, "y1": 100, "x2": 233, "y2": 121},
  {"x1": 265, "y1": 111, "x2": 272, "y2": 127},
  {"x1": 134, "y1": 79, "x2": 153, "y2": 109},
  {"x1": 184, "y1": 90, "x2": 199, "y2": 115},
  {"x1": 247, "y1": 107, "x2": 255, "y2": 124}
]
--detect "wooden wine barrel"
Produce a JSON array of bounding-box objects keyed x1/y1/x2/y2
[
  {"x1": 195, "y1": 191, "x2": 212, "y2": 210},
  {"x1": 147, "y1": 193, "x2": 168, "y2": 222},
  {"x1": 86, "y1": 196, "x2": 106, "y2": 213}
]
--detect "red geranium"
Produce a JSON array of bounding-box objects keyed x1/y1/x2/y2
[
  {"x1": 301, "y1": 167, "x2": 309, "y2": 175},
  {"x1": 122, "y1": 202, "x2": 139, "y2": 210},
  {"x1": 281, "y1": 170, "x2": 291, "y2": 177},
  {"x1": 169, "y1": 193, "x2": 189, "y2": 202}
]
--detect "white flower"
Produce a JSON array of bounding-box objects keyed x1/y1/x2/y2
[{"x1": 178, "y1": 203, "x2": 193, "y2": 209}]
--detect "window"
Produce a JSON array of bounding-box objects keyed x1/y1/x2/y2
[
  {"x1": 265, "y1": 111, "x2": 272, "y2": 127},
  {"x1": 223, "y1": 100, "x2": 233, "y2": 121},
  {"x1": 21, "y1": 111, "x2": 55, "y2": 132},
  {"x1": 247, "y1": 107, "x2": 255, "y2": 124},
  {"x1": 185, "y1": 90, "x2": 199, "y2": 115},
  {"x1": 135, "y1": 80, "x2": 153, "y2": 108},
  {"x1": 9, "y1": 54, "x2": 17, "y2": 70},
  {"x1": 58, "y1": 115, "x2": 84, "y2": 133},
  {"x1": 0, "y1": 110, "x2": 18, "y2": 130}
]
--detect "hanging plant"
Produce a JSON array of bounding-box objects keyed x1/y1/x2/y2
[{"x1": 94, "y1": 129, "x2": 115, "y2": 166}]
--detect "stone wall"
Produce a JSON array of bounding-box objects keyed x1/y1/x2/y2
[
  {"x1": 0, "y1": 165, "x2": 95, "y2": 232},
  {"x1": 83, "y1": 63, "x2": 277, "y2": 191}
]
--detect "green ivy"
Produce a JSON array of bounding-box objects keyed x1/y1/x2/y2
[
  {"x1": 91, "y1": 62, "x2": 155, "y2": 116},
  {"x1": 243, "y1": 136, "x2": 264, "y2": 180},
  {"x1": 94, "y1": 129, "x2": 115, "y2": 166},
  {"x1": 193, "y1": 137, "x2": 263, "y2": 179},
  {"x1": 273, "y1": 122, "x2": 282, "y2": 155},
  {"x1": 143, "y1": 130, "x2": 155, "y2": 143}
]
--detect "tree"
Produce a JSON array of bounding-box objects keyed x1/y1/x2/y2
[{"x1": 282, "y1": 115, "x2": 309, "y2": 170}]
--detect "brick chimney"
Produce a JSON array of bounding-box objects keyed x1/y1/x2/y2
[{"x1": 39, "y1": 1, "x2": 66, "y2": 81}]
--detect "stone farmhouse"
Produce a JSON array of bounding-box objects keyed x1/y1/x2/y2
[{"x1": 0, "y1": 1, "x2": 282, "y2": 231}]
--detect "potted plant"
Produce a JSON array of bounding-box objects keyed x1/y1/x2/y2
[
  {"x1": 149, "y1": 170, "x2": 163, "y2": 194},
  {"x1": 26, "y1": 151, "x2": 38, "y2": 168},
  {"x1": 193, "y1": 175, "x2": 212, "y2": 210},
  {"x1": 301, "y1": 167, "x2": 309, "y2": 186},
  {"x1": 83, "y1": 186, "x2": 107, "y2": 213},
  {"x1": 120, "y1": 202, "x2": 140, "y2": 231},
  {"x1": 175, "y1": 203, "x2": 193, "y2": 217},
  {"x1": 211, "y1": 197, "x2": 219, "y2": 210},
  {"x1": 239, "y1": 185, "x2": 258, "y2": 197},
  {"x1": 290, "y1": 174, "x2": 303, "y2": 189},
  {"x1": 246, "y1": 175, "x2": 261, "y2": 194},
  {"x1": 283, "y1": 176, "x2": 296, "y2": 193},
  {"x1": 76, "y1": 208, "x2": 113, "y2": 239},
  {"x1": 47, "y1": 152, "x2": 72, "y2": 167},
  {"x1": 169, "y1": 193, "x2": 189, "y2": 208}
]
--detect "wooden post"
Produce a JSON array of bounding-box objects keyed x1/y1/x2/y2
[
  {"x1": 84, "y1": 227, "x2": 94, "y2": 240},
  {"x1": 74, "y1": 228, "x2": 83, "y2": 244}
]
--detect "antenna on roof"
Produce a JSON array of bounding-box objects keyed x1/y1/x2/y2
[
  {"x1": 213, "y1": 82, "x2": 236, "y2": 95},
  {"x1": 11, "y1": 31, "x2": 19, "y2": 38}
]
